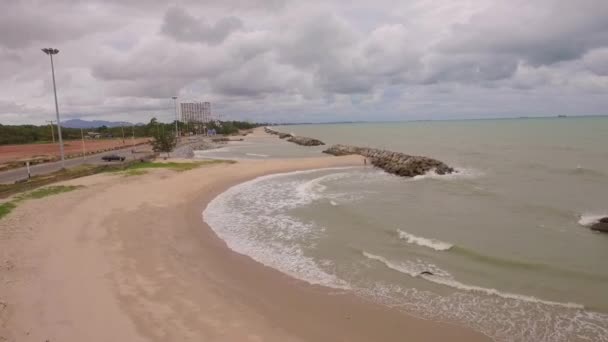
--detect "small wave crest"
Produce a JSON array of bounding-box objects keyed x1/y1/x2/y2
[
  {"x1": 203, "y1": 167, "x2": 361, "y2": 290},
  {"x1": 397, "y1": 229, "x2": 453, "y2": 251},
  {"x1": 578, "y1": 213, "x2": 607, "y2": 227},
  {"x1": 410, "y1": 167, "x2": 483, "y2": 181},
  {"x1": 362, "y1": 251, "x2": 584, "y2": 309},
  {"x1": 362, "y1": 251, "x2": 451, "y2": 277},
  {"x1": 570, "y1": 165, "x2": 606, "y2": 177},
  {"x1": 245, "y1": 153, "x2": 270, "y2": 157}
]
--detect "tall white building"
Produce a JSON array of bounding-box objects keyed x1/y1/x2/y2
[{"x1": 180, "y1": 102, "x2": 211, "y2": 123}]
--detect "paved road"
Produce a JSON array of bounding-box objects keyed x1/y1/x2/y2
[{"x1": 0, "y1": 146, "x2": 153, "y2": 184}]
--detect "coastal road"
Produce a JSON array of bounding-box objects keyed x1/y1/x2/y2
[{"x1": 0, "y1": 145, "x2": 153, "y2": 184}]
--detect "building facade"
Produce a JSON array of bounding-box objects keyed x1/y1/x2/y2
[{"x1": 180, "y1": 102, "x2": 211, "y2": 123}]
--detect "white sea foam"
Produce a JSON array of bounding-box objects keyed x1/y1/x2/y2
[
  {"x1": 295, "y1": 171, "x2": 352, "y2": 201},
  {"x1": 397, "y1": 229, "x2": 453, "y2": 251},
  {"x1": 363, "y1": 251, "x2": 584, "y2": 309},
  {"x1": 330, "y1": 200, "x2": 338, "y2": 206},
  {"x1": 203, "y1": 167, "x2": 358, "y2": 289},
  {"x1": 363, "y1": 251, "x2": 451, "y2": 277},
  {"x1": 411, "y1": 167, "x2": 483, "y2": 181},
  {"x1": 203, "y1": 166, "x2": 607, "y2": 342},
  {"x1": 578, "y1": 213, "x2": 607, "y2": 227},
  {"x1": 245, "y1": 153, "x2": 270, "y2": 157}
]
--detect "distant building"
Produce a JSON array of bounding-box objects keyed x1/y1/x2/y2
[{"x1": 180, "y1": 102, "x2": 211, "y2": 123}]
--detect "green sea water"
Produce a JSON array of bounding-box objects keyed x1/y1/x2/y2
[{"x1": 203, "y1": 117, "x2": 608, "y2": 341}]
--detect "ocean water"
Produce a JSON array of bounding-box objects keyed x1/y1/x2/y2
[{"x1": 203, "y1": 117, "x2": 608, "y2": 342}]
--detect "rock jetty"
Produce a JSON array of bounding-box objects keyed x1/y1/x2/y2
[
  {"x1": 287, "y1": 136, "x2": 325, "y2": 146},
  {"x1": 264, "y1": 127, "x2": 281, "y2": 136},
  {"x1": 590, "y1": 217, "x2": 608, "y2": 233},
  {"x1": 323, "y1": 144, "x2": 455, "y2": 177},
  {"x1": 264, "y1": 127, "x2": 325, "y2": 146}
]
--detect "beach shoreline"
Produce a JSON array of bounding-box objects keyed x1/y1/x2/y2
[{"x1": 0, "y1": 155, "x2": 490, "y2": 341}]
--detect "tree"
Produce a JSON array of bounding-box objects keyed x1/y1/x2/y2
[{"x1": 151, "y1": 131, "x2": 177, "y2": 158}]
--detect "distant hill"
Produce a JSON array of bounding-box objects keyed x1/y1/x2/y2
[{"x1": 62, "y1": 119, "x2": 139, "y2": 129}]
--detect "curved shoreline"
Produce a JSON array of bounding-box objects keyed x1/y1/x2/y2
[
  {"x1": 188, "y1": 158, "x2": 490, "y2": 341},
  {"x1": 0, "y1": 156, "x2": 490, "y2": 341}
]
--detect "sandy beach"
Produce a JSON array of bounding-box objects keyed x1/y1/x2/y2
[{"x1": 0, "y1": 155, "x2": 490, "y2": 342}]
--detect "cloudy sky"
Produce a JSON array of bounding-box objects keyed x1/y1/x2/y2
[{"x1": 1, "y1": 0, "x2": 608, "y2": 124}]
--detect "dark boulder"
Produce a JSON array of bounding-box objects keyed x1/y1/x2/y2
[
  {"x1": 287, "y1": 136, "x2": 325, "y2": 146},
  {"x1": 322, "y1": 144, "x2": 361, "y2": 156},
  {"x1": 591, "y1": 217, "x2": 608, "y2": 233},
  {"x1": 323, "y1": 144, "x2": 455, "y2": 178}
]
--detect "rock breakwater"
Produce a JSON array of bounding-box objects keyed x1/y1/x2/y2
[
  {"x1": 264, "y1": 127, "x2": 325, "y2": 146},
  {"x1": 591, "y1": 217, "x2": 608, "y2": 233},
  {"x1": 323, "y1": 144, "x2": 455, "y2": 177}
]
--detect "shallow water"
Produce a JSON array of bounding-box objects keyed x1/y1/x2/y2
[{"x1": 203, "y1": 117, "x2": 608, "y2": 341}]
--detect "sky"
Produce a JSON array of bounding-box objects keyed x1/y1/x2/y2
[{"x1": 1, "y1": 0, "x2": 608, "y2": 125}]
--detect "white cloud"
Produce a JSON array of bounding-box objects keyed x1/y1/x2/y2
[{"x1": 0, "y1": 0, "x2": 607, "y2": 125}]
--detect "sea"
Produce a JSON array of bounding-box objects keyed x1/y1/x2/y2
[{"x1": 201, "y1": 117, "x2": 608, "y2": 342}]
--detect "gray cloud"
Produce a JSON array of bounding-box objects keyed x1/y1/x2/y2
[
  {"x1": 584, "y1": 48, "x2": 608, "y2": 76},
  {"x1": 0, "y1": 0, "x2": 120, "y2": 49},
  {"x1": 1, "y1": 0, "x2": 607, "y2": 125},
  {"x1": 161, "y1": 7, "x2": 244, "y2": 45},
  {"x1": 438, "y1": 0, "x2": 608, "y2": 66}
]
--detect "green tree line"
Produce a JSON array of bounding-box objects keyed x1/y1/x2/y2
[{"x1": 0, "y1": 118, "x2": 263, "y2": 145}]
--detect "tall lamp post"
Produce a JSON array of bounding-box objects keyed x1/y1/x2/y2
[
  {"x1": 42, "y1": 48, "x2": 65, "y2": 168},
  {"x1": 172, "y1": 96, "x2": 179, "y2": 139}
]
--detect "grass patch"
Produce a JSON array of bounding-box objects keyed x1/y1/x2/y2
[
  {"x1": 123, "y1": 160, "x2": 234, "y2": 172},
  {"x1": 123, "y1": 169, "x2": 148, "y2": 177},
  {"x1": 14, "y1": 185, "x2": 82, "y2": 202},
  {"x1": 1, "y1": 185, "x2": 82, "y2": 220},
  {"x1": 0, "y1": 202, "x2": 17, "y2": 219},
  {"x1": 0, "y1": 159, "x2": 235, "y2": 199}
]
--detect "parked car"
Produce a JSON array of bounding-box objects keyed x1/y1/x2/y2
[{"x1": 102, "y1": 154, "x2": 126, "y2": 162}]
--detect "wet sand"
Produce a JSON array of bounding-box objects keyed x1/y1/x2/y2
[{"x1": 0, "y1": 156, "x2": 490, "y2": 341}]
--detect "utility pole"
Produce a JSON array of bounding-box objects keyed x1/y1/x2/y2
[
  {"x1": 172, "y1": 96, "x2": 179, "y2": 140},
  {"x1": 42, "y1": 48, "x2": 65, "y2": 168},
  {"x1": 121, "y1": 125, "x2": 125, "y2": 145},
  {"x1": 131, "y1": 125, "x2": 135, "y2": 149},
  {"x1": 46, "y1": 120, "x2": 55, "y2": 143},
  {"x1": 80, "y1": 128, "x2": 86, "y2": 160}
]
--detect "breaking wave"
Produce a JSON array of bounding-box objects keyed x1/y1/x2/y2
[
  {"x1": 397, "y1": 229, "x2": 453, "y2": 251},
  {"x1": 578, "y1": 213, "x2": 607, "y2": 227},
  {"x1": 410, "y1": 167, "x2": 483, "y2": 181},
  {"x1": 363, "y1": 251, "x2": 583, "y2": 309}
]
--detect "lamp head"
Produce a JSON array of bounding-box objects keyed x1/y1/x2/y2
[{"x1": 42, "y1": 48, "x2": 59, "y2": 55}]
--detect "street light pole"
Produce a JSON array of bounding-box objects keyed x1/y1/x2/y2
[
  {"x1": 42, "y1": 48, "x2": 65, "y2": 168},
  {"x1": 46, "y1": 120, "x2": 55, "y2": 143},
  {"x1": 172, "y1": 96, "x2": 179, "y2": 140}
]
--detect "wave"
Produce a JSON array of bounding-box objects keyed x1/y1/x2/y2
[
  {"x1": 578, "y1": 213, "x2": 607, "y2": 227},
  {"x1": 295, "y1": 171, "x2": 355, "y2": 202},
  {"x1": 449, "y1": 245, "x2": 608, "y2": 282},
  {"x1": 410, "y1": 167, "x2": 483, "y2": 181},
  {"x1": 397, "y1": 229, "x2": 453, "y2": 251},
  {"x1": 362, "y1": 251, "x2": 584, "y2": 309},
  {"x1": 362, "y1": 251, "x2": 451, "y2": 277},
  {"x1": 245, "y1": 153, "x2": 270, "y2": 157},
  {"x1": 569, "y1": 165, "x2": 606, "y2": 177},
  {"x1": 203, "y1": 167, "x2": 363, "y2": 289}
]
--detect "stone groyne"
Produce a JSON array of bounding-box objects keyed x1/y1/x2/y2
[
  {"x1": 323, "y1": 144, "x2": 455, "y2": 177},
  {"x1": 264, "y1": 127, "x2": 325, "y2": 146},
  {"x1": 591, "y1": 217, "x2": 608, "y2": 233}
]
